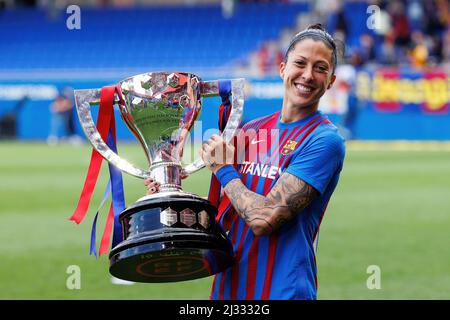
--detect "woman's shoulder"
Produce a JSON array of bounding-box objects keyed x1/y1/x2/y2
[
  {"x1": 241, "y1": 111, "x2": 279, "y2": 131},
  {"x1": 309, "y1": 122, "x2": 346, "y2": 154}
]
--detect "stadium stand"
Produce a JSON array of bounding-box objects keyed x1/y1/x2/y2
[
  {"x1": 0, "y1": 0, "x2": 448, "y2": 141},
  {"x1": 0, "y1": 3, "x2": 308, "y2": 73}
]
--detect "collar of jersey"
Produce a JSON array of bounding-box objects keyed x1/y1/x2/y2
[{"x1": 277, "y1": 110, "x2": 322, "y2": 129}]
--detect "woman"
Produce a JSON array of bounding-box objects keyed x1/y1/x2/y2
[{"x1": 146, "y1": 24, "x2": 345, "y2": 300}]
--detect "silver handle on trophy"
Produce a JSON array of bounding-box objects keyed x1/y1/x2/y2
[
  {"x1": 74, "y1": 77, "x2": 245, "y2": 180},
  {"x1": 75, "y1": 88, "x2": 151, "y2": 178},
  {"x1": 183, "y1": 78, "x2": 244, "y2": 176}
]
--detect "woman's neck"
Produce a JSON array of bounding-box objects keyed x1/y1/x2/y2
[{"x1": 280, "y1": 102, "x2": 318, "y2": 123}]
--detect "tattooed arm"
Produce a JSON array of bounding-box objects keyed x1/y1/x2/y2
[
  {"x1": 200, "y1": 134, "x2": 318, "y2": 236},
  {"x1": 223, "y1": 172, "x2": 318, "y2": 236}
]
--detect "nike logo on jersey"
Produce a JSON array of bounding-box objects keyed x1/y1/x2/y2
[{"x1": 250, "y1": 138, "x2": 265, "y2": 145}]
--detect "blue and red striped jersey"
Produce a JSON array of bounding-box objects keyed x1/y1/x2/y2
[{"x1": 210, "y1": 110, "x2": 345, "y2": 300}]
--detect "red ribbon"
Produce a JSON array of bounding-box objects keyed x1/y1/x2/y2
[
  {"x1": 99, "y1": 203, "x2": 115, "y2": 255},
  {"x1": 98, "y1": 101, "x2": 120, "y2": 256},
  {"x1": 208, "y1": 101, "x2": 234, "y2": 209},
  {"x1": 69, "y1": 86, "x2": 116, "y2": 226}
]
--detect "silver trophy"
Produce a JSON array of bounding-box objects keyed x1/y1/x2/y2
[{"x1": 75, "y1": 72, "x2": 244, "y2": 282}]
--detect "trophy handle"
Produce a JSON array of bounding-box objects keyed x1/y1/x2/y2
[
  {"x1": 75, "y1": 89, "x2": 151, "y2": 179},
  {"x1": 182, "y1": 78, "x2": 245, "y2": 176}
]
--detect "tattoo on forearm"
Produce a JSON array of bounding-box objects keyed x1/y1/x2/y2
[
  {"x1": 223, "y1": 173, "x2": 318, "y2": 235},
  {"x1": 224, "y1": 180, "x2": 278, "y2": 232}
]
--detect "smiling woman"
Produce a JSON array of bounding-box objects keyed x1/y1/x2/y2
[
  {"x1": 147, "y1": 23, "x2": 347, "y2": 300},
  {"x1": 279, "y1": 24, "x2": 338, "y2": 122}
]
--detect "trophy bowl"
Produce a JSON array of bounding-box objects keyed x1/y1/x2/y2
[{"x1": 74, "y1": 72, "x2": 244, "y2": 282}]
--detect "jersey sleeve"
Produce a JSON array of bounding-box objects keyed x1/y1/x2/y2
[{"x1": 285, "y1": 131, "x2": 345, "y2": 195}]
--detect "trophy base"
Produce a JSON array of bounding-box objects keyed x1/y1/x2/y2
[{"x1": 109, "y1": 193, "x2": 234, "y2": 283}]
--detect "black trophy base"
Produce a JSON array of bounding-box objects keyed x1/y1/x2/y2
[{"x1": 109, "y1": 193, "x2": 234, "y2": 283}]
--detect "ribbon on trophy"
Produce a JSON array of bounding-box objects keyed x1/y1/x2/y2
[
  {"x1": 208, "y1": 80, "x2": 233, "y2": 211},
  {"x1": 69, "y1": 85, "x2": 125, "y2": 257}
]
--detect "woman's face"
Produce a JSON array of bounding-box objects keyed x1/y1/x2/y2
[{"x1": 279, "y1": 38, "x2": 336, "y2": 111}]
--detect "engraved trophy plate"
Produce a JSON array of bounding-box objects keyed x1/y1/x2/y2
[
  {"x1": 180, "y1": 208, "x2": 196, "y2": 227},
  {"x1": 74, "y1": 71, "x2": 244, "y2": 283},
  {"x1": 198, "y1": 210, "x2": 210, "y2": 229},
  {"x1": 160, "y1": 207, "x2": 178, "y2": 227}
]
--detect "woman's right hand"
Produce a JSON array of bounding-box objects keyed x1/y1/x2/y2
[{"x1": 144, "y1": 178, "x2": 161, "y2": 195}]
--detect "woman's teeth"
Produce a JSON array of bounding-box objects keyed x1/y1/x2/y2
[{"x1": 295, "y1": 83, "x2": 313, "y2": 93}]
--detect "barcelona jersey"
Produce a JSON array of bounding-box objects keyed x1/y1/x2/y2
[{"x1": 210, "y1": 110, "x2": 345, "y2": 300}]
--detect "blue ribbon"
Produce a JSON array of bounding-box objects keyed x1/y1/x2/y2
[
  {"x1": 89, "y1": 180, "x2": 111, "y2": 257},
  {"x1": 218, "y1": 80, "x2": 232, "y2": 130},
  {"x1": 106, "y1": 130, "x2": 125, "y2": 249},
  {"x1": 219, "y1": 80, "x2": 232, "y2": 105},
  {"x1": 89, "y1": 128, "x2": 125, "y2": 257}
]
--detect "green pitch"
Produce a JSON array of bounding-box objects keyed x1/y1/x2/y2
[{"x1": 0, "y1": 141, "x2": 449, "y2": 299}]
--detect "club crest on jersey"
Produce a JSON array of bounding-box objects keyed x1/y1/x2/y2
[{"x1": 281, "y1": 140, "x2": 298, "y2": 155}]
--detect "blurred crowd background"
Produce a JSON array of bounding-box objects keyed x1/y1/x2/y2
[
  {"x1": 0, "y1": 0, "x2": 448, "y2": 142},
  {"x1": 246, "y1": 0, "x2": 449, "y2": 76}
]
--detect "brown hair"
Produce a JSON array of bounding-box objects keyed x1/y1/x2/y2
[{"x1": 284, "y1": 23, "x2": 340, "y2": 74}]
